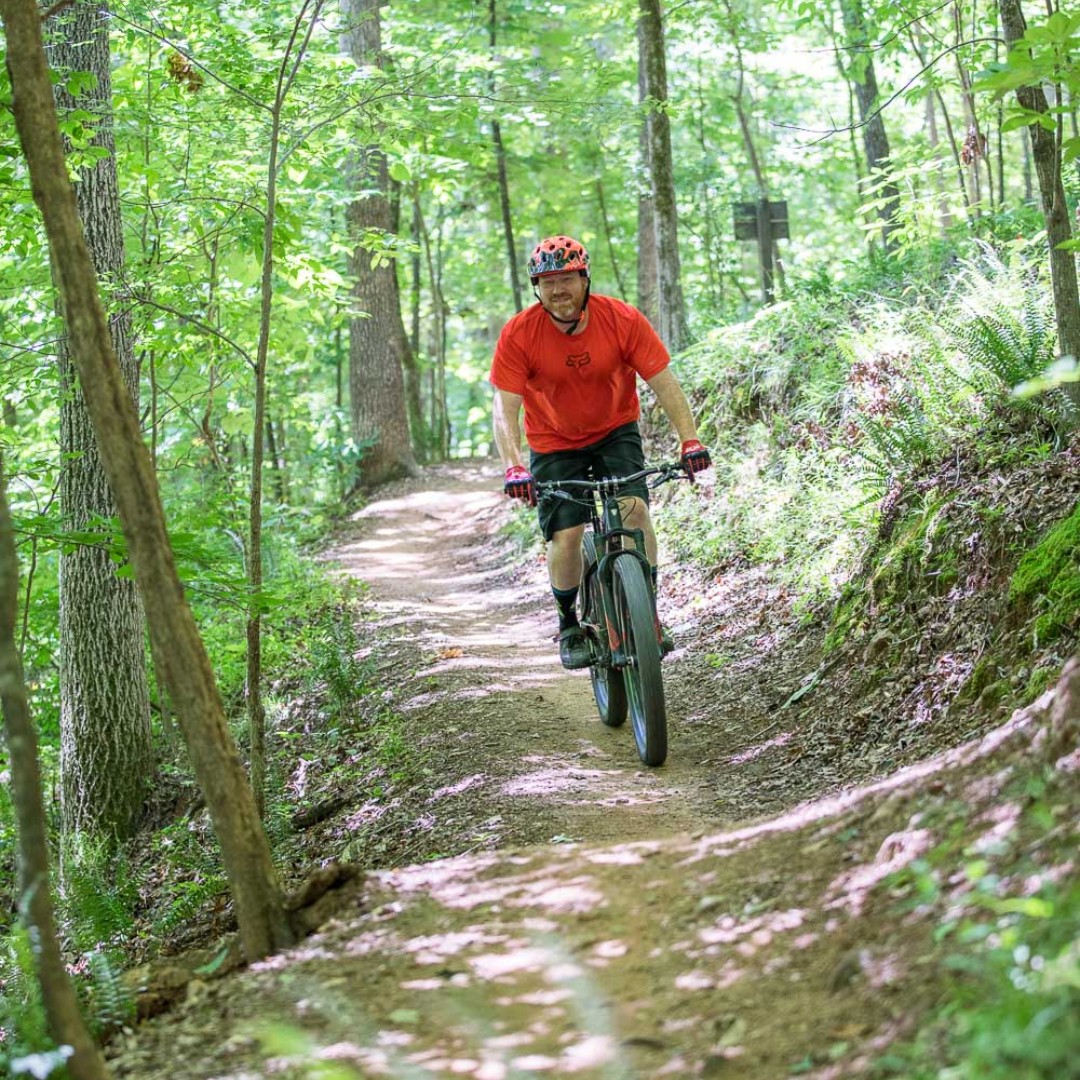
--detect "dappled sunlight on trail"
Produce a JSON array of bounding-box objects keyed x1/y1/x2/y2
[
  {"x1": 145, "y1": 702, "x2": 1046, "y2": 1080},
  {"x1": 107, "y1": 464, "x2": 1075, "y2": 1080}
]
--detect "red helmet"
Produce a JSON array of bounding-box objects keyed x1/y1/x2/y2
[{"x1": 527, "y1": 235, "x2": 590, "y2": 284}]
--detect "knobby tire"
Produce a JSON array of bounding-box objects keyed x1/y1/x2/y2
[
  {"x1": 612, "y1": 554, "x2": 667, "y2": 766},
  {"x1": 580, "y1": 532, "x2": 627, "y2": 727}
]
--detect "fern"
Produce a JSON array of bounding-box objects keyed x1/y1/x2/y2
[
  {"x1": 854, "y1": 394, "x2": 942, "y2": 495},
  {"x1": 307, "y1": 607, "x2": 369, "y2": 718},
  {"x1": 153, "y1": 874, "x2": 228, "y2": 937},
  {"x1": 85, "y1": 949, "x2": 134, "y2": 1037},
  {"x1": 58, "y1": 840, "x2": 137, "y2": 952},
  {"x1": 0, "y1": 925, "x2": 50, "y2": 1064},
  {"x1": 940, "y1": 245, "x2": 1062, "y2": 399}
]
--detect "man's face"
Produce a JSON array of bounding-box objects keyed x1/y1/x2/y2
[{"x1": 536, "y1": 271, "x2": 587, "y2": 320}]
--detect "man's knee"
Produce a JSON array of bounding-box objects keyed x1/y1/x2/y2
[
  {"x1": 549, "y1": 524, "x2": 586, "y2": 553},
  {"x1": 621, "y1": 497, "x2": 651, "y2": 528}
]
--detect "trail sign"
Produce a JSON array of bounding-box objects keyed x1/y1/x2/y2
[{"x1": 733, "y1": 198, "x2": 789, "y2": 303}]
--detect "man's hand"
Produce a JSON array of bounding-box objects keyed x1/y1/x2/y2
[
  {"x1": 680, "y1": 439, "x2": 712, "y2": 478},
  {"x1": 503, "y1": 464, "x2": 536, "y2": 506}
]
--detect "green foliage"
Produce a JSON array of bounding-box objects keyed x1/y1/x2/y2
[
  {"x1": 305, "y1": 603, "x2": 372, "y2": 720},
  {"x1": 57, "y1": 840, "x2": 138, "y2": 953},
  {"x1": 1009, "y1": 502, "x2": 1080, "y2": 643},
  {"x1": 0, "y1": 925, "x2": 50, "y2": 1071},
  {"x1": 499, "y1": 503, "x2": 542, "y2": 556},
  {"x1": 84, "y1": 949, "x2": 134, "y2": 1039},
  {"x1": 938, "y1": 247, "x2": 1062, "y2": 401},
  {"x1": 977, "y1": 10, "x2": 1080, "y2": 165},
  {"x1": 666, "y1": 237, "x2": 1067, "y2": 612},
  {"x1": 875, "y1": 782, "x2": 1079, "y2": 1080},
  {"x1": 148, "y1": 820, "x2": 228, "y2": 939}
]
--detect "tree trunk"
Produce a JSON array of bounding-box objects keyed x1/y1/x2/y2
[
  {"x1": 488, "y1": 0, "x2": 522, "y2": 313},
  {"x1": 410, "y1": 198, "x2": 422, "y2": 354},
  {"x1": 50, "y1": 0, "x2": 153, "y2": 841},
  {"x1": 722, "y1": 0, "x2": 779, "y2": 300},
  {"x1": 0, "y1": 461, "x2": 111, "y2": 1080},
  {"x1": 839, "y1": 0, "x2": 900, "y2": 247},
  {"x1": 596, "y1": 176, "x2": 629, "y2": 302},
  {"x1": 414, "y1": 194, "x2": 450, "y2": 458},
  {"x1": 3, "y1": 0, "x2": 294, "y2": 961},
  {"x1": 637, "y1": 0, "x2": 687, "y2": 350},
  {"x1": 999, "y1": 0, "x2": 1080, "y2": 376},
  {"x1": 341, "y1": 0, "x2": 418, "y2": 487},
  {"x1": 636, "y1": 74, "x2": 659, "y2": 326}
]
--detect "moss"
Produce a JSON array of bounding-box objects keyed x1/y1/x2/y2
[
  {"x1": 824, "y1": 588, "x2": 867, "y2": 655},
  {"x1": 956, "y1": 656, "x2": 997, "y2": 706},
  {"x1": 1021, "y1": 664, "x2": 1059, "y2": 706},
  {"x1": 1010, "y1": 502, "x2": 1080, "y2": 642}
]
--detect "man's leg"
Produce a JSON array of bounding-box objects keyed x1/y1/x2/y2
[
  {"x1": 548, "y1": 524, "x2": 592, "y2": 668},
  {"x1": 549, "y1": 523, "x2": 586, "y2": 590},
  {"x1": 620, "y1": 497, "x2": 657, "y2": 565}
]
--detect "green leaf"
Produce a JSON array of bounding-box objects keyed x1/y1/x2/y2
[
  {"x1": 388, "y1": 161, "x2": 411, "y2": 183},
  {"x1": 193, "y1": 946, "x2": 231, "y2": 976}
]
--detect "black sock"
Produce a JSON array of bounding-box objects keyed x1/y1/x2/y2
[
  {"x1": 651, "y1": 565, "x2": 659, "y2": 593},
  {"x1": 553, "y1": 586, "x2": 579, "y2": 630}
]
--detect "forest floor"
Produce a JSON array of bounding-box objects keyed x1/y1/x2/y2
[{"x1": 108, "y1": 461, "x2": 1077, "y2": 1080}]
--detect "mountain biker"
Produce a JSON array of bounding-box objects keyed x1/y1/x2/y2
[{"x1": 490, "y1": 234, "x2": 711, "y2": 670}]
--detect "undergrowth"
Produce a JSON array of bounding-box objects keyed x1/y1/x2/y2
[
  {"x1": 663, "y1": 239, "x2": 1072, "y2": 610},
  {"x1": 873, "y1": 765, "x2": 1079, "y2": 1079}
]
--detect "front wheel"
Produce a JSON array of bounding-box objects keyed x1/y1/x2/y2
[
  {"x1": 580, "y1": 533, "x2": 627, "y2": 727},
  {"x1": 612, "y1": 554, "x2": 667, "y2": 766}
]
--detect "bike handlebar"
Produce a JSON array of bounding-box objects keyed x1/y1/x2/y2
[{"x1": 535, "y1": 461, "x2": 690, "y2": 496}]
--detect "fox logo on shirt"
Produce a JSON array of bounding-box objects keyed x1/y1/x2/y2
[{"x1": 566, "y1": 352, "x2": 592, "y2": 369}]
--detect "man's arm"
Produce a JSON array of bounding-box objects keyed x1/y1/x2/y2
[
  {"x1": 492, "y1": 389, "x2": 526, "y2": 468},
  {"x1": 645, "y1": 367, "x2": 699, "y2": 443}
]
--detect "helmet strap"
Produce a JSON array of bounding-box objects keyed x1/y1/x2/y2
[{"x1": 535, "y1": 276, "x2": 591, "y2": 335}]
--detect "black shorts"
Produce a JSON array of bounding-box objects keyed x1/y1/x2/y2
[{"x1": 531, "y1": 421, "x2": 649, "y2": 540}]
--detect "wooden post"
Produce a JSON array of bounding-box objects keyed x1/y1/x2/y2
[
  {"x1": 734, "y1": 199, "x2": 789, "y2": 306},
  {"x1": 756, "y1": 196, "x2": 775, "y2": 303}
]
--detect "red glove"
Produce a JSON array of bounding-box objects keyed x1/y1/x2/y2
[
  {"x1": 503, "y1": 464, "x2": 536, "y2": 506},
  {"x1": 680, "y1": 439, "x2": 712, "y2": 477}
]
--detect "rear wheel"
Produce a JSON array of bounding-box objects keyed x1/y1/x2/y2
[
  {"x1": 580, "y1": 533, "x2": 627, "y2": 727},
  {"x1": 612, "y1": 554, "x2": 667, "y2": 766}
]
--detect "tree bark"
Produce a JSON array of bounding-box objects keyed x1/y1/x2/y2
[
  {"x1": 414, "y1": 194, "x2": 450, "y2": 457},
  {"x1": 488, "y1": 0, "x2": 522, "y2": 313},
  {"x1": 596, "y1": 176, "x2": 629, "y2": 302},
  {"x1": 410, "y1": 198, "x2": 422, "y2": 356},
  {"x1": 638, "y1": 0, "x2": 687, "y2": 350},
  {"x1": 0, "y1": 461, "x2": 111, "y2": 1080},
  {"x1": 394, "y1": 225, "x2": 430, "y2": 461},
  {"x1": 50, "y1": 0, "x2": 153, "y2": 841},
  {"x1": 839, "y1": 0, "x2": 900, "y2": 247},
  {"x1": 341, "y1": 0, "x2": 418, "y2": 487},
  {"x1": 2, "y1": 0, "x2": 294, "y2": 962},
  {"x1": 636, "y1": 67, "x2": 659, "y2": 327},
  {"x1": 999, "y1": 0, "x2": 1080, "y2": 374}
]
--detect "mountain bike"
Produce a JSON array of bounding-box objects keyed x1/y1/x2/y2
[{"x1": 536, "y1": 462, "x2": 691, "y2": 767}]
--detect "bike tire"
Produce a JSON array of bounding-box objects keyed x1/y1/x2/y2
[
  {"x1": 580, "y1": 532, "x2": 627, "y2": 727},
  {"x1": 612, "y1": 553, "x2": 667, "y2": 766}
]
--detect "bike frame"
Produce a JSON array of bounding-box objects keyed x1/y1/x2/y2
[
  {"x1": 585, "y1": 481, "x2": 653, "y2": 665},
  {"x1": 538, "y1": 463, "x2": 687, "y2": 668}
]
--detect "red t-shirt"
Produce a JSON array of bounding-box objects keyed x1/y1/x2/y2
[{"x1": 489, "y1": 294, "x2": 670, "y2": 453}]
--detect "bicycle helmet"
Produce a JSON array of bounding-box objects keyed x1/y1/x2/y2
[{"x1": 527, "y1": 235, "x2": 590, "y2": 285}]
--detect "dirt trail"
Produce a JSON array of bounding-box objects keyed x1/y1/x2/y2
[
  {"x1": 107, "y1": 461, "x2": 1055, "y2": 1080},
  {"x1": 330, "y1": 461, "x2": 726, "y2": 847}
]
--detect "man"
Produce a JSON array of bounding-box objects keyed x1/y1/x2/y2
[{"x1": 490, "y1": 234, "x2": 711, "y2": 670}]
